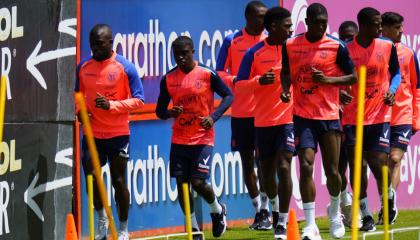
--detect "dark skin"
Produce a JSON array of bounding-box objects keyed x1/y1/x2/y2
[
  {"x1": 245, "y1": 5, "x2": 267, "y2": 36},
  {"x1": 84, "y1": 25, "x2": 130, "y2": 222},
  {"x1": 257, "y1": 17, "x2": 294, "y2": 213},
  {"x1": 339, "y1": 26, "x2": 358, "y2": 42},
  {"x1": 280, "y1": 13, "x2": 356, "y2": 203}
]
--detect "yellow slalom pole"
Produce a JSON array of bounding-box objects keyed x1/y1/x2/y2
[
  {"x1": 382, "y1": 166, "x2": 389, "y2": 240},
  {"x1": 74, "y1": 92, "x2": 118, "y2": 240},
  {"x1": 182, "y1": 183, "x2": 193, "y2": 240},
  {"x1": 0, "y1": 76, "x2": 7, "y2": 143},
  {"x1": 352, "y1": 66, "x2": 367, "y2": 240},
  {"x1": 87, "y1": 175, "x2": 94, "y2": 240}
]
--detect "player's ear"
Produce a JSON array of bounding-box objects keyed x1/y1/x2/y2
[{"x1": 270, "y1": 22, "x2": 276, "y2": 32}]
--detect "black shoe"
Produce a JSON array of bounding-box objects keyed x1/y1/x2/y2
[
  {"x1": 274, "y1": 224, "x2": 287, "y2": 240},
  {"x1": 258, "y1": 209, "x2": 272, "y2": 230},
  {"x1": 210, "y1": 203, "x2": 227, "y2": 237},
  {"x1": 360, "y1": 215, "x2": 376, "y2": 232},
  {"x1": 389, "y1": 189, "x2": 398, "y2": 224},
  {"x1": 192, "y1": 228, "x2": 203, "y2": 240},
  {"x1": 249, "y1": 212, "x2": 261, "y2": 230}
]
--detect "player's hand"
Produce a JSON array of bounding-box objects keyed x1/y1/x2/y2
[
  {"x1": 339, "y1": 89, "x2": 353, "y2": 105},
  {"x1": 95, "y1": 92, "x2": 110, "y2": 110},
  {"x1": 76, "y1": 111, "x2": 91, "y2": 124},
  {"x1": 259, "y1": 68, "x2": 275, "y2": 85},
  {"x1": 312, "y1": 67, "x2": 329, "y2": 84},
  {"x1": 280, "y1": 91, "x2": 291, "y2": 103},
  {"x1": 199, "y1": 116, "x2": 214, "y2": 130},
  {"x1": 169, "y1": 105, "x2": 183, "y2": 118},
  {"x1": 383, "y1": 90, "x2": 395, "y2": 106}
]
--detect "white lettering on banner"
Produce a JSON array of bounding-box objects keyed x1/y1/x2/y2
[
  {"x1": 224, "y1": 151, "x2": 242, "y2": 195},
  {"x1": 0, "y1": 181, "x2": 10, "y2": 236},
  {"x1": 398, "y1": 145, "x2": 420, "y2": 195},
  {"x1": 212, "y1": 153, "x2": 225, "y2": 197},
  {"x1": 113, "y1": 19, "x2": 238, "y2": 78}
]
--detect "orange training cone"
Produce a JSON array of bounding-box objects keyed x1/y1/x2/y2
[
  {"x1": 287, "y1": 208, "x2": 301, "y2": 240},
  {"x1": 65, "y1": 213, "x2": 78, "y2": 240}
]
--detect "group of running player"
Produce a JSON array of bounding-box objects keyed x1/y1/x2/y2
[
  {"x1": 158, "y1": 1, "x2": 418, "y2": 239},
  {"x1": 77, "y1": 1, "x2": 419, "y2": 240}
]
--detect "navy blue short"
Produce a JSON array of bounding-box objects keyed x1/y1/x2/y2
[
  {"x1": 293, "y1": 115, "x2": 341, "y2": 152},
  {"x1": 390, "y1": 124, "x2": 412, "y2": 151},
  {"x1": 231, "y1": 117, "x2": 255, "y2": 151},
  {"x1": 343, "y1": 123, "x2": 391, "y2": 153},
  {"x1": 82, "y1": 135, "x2": 129, "y2": 174},
  {"x1": 256, "y1": 124, "x2": 295, "y2": 159},
  {"x1": 170, "y1": 144, "x2": 213, "y2": 179}
]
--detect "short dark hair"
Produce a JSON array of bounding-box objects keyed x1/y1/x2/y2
[
  {"x1": 173, "y1": 36, "x2": 194, "y2": 49},
  {"x1": 357, "y1": 7, "x2": 381, "y2": 26},
  {"x1": 90, "y1": 24, "x2": 112, "y2": 40},
  {"x1": 245, "y1": 1, "x2": 266, "y2": 17},
  {"x1": 263, "y1": 7, "x2": 291, "y2": 31},
  {"x1": 382, "y1": 12, "x2": 404, "y2": 26},
  {"x1": 306, "y1": 3, "x2": 328, "y2": 19},
  {"x1": 339, "y1": 21, "x2": 358, "y2": 32}
]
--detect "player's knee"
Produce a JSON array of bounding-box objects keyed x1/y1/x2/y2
[
  {"x1": 300, "y1": 160, "x2": 313, "y2": 177},
  {"x1": 277, "y1": 162, "x2": 291, "y2": 175},
  {"x1": 190, "y1": 178, "x2": 206, "y2": 192},
  {"x1": 389, "y1": 153, "x2": 402, "y2": 166},
  {"x1": 111, "y1": 177, "x2": 126, "y2": 191}
]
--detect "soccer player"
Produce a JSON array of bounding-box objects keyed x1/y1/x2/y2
[
  {"x1": 378, "y1": 11, "x2": 420, "y2": 224},
  {"x1": 339, "y1": 21, "x2": 358, "y2": 42},
  {"x1": 337, "y1": 20, "x2": 359, "y2": 227},
  {"x1": 235, "y1": 6, "x2": 294, "y2": 239},
  {"x1": 156, "y1": 36, "x2": 233, "y2": 239},
  {"x1": 216, "y1": 1, "x2": 271, "y2": 230},
  {"x1": 343, "y1": 7, "x2": 401, "y2": 231},
  {"x1": 281, "y1": 3, "x2": 356, "y2": 239},
  {"x1": 75, "y1": 24, "x2": 145, "y2": 240}
]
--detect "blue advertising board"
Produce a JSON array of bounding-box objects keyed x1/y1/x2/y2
[
  {"x1": 81, "y1": 0, "x2": 278, "y2": 104},
  {"x1": 80, "y1": 0, "x2": 278, "y2": 236}
]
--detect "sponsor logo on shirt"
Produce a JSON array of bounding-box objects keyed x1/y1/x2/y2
[
  {"x1": 300, "y1": 85, "x2": 318, "y2": 95},
  {"x1": 108, "y1": 72, "x2": 117, "y2": 82},
  {"x1": 366, "y1": 89, "x2": 379, "y2": 100},
  {"x1": 178, "y1": 116, "x2": 198, "y2": 126}
]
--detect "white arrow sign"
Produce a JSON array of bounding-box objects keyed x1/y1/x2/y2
[
  {"x1": 26, "y1": 18, "x2": 76, "y2": 90},
  {"x1": 24, "y1": 147, "x2": 73, "y2": 221}
]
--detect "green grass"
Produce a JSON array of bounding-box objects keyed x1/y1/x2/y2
[
  {"x1": 143, "y1": 210, "x2": 420, "y2": 240},
  {"x1": 201, "y1": 210, "x2": 420, "y2": 240}
]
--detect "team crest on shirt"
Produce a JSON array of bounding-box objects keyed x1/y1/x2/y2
[
  {"x1": 107, "y1": 72, "x2": 117, "y2": 82},
  {"x1": 319, "y1": 51, "x2": 328, "y2": 59},
  {"x1": 195, "y1": 80, "x2": 202, "y2": 89},
  {"x1": 376, "y1": 51, "x2": 385, "y2": 63},
  {"x1": 399, "y1": 56, "x2": 405, "y2": 65}
]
